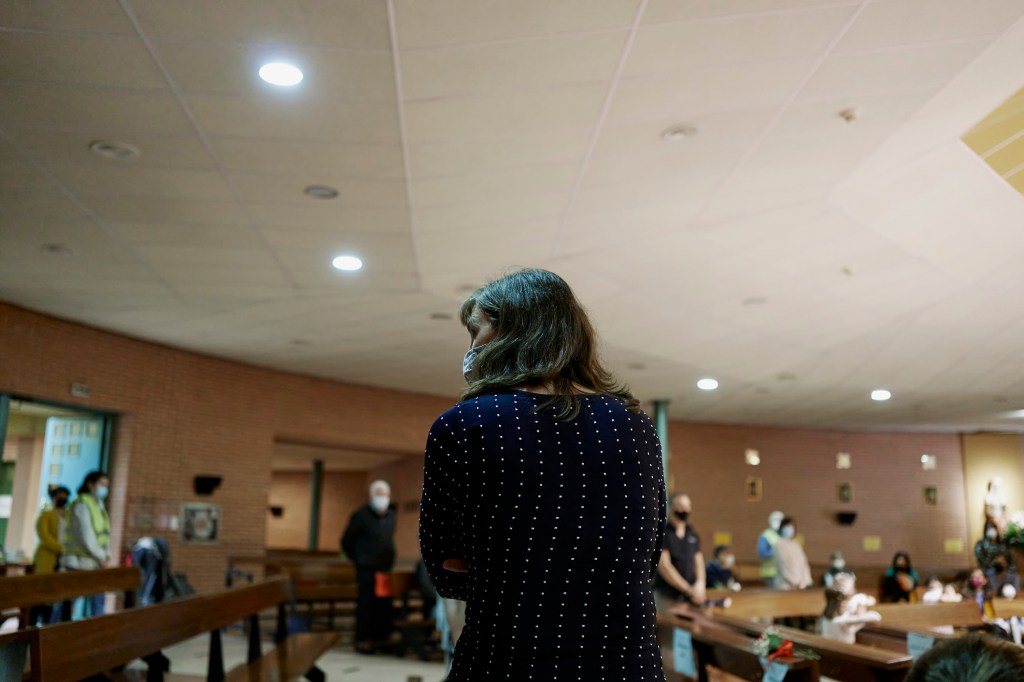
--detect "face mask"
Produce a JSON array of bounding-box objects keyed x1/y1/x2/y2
[
  {"x1": 995, "y1": 563, "x2": 1007, "y2": 574},
  {"x1": 55, "y1": 498, "x2": 69, "y2": 509},
  {"x1": 970, "y1": 575, "x2": 985, "y2": 588},
  {"x1": 95, "y1": 485, "x2": 109, "y2": 500},
  {"x1": 780, "y1": 526, "x2": 795, "y2": 539},
  {"x1": 462, "y1": 343, "x2": 487, "y2": 384},
  {"x1": 370, "y1": 495, "x2": 390, "y2": 513},
  {"x1": 896, "y1": 564, "x2": 908, "y2": 573},
  {"x1": 673, "y1": 510, "x2": 689, "y2": 523},
  {"x1": 722, "y1": 555, "x2": 735, "y2": 568},
  {"x1": 769, "y1": 514, "x2": 783, "y2": 532},
  {"x1": 833, "y1": 560, "x2": 846, "y2": 570},
  {"x1": 986, "y1": 528, "x2": 998, "y2": 540}
]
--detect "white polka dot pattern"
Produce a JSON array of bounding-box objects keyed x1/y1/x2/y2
[{"x1": 420, "y1": 390, "x2": 668, "y2": 681}]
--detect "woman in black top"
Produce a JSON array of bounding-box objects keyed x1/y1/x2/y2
[{"x1": 420, "y1": 269, "x2": 667, "y2": 682}]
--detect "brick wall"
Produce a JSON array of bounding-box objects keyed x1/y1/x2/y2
[
  {"x1": 667, "y1": 421, "x2": 970, "y2": 571},
  {"x1": 0, "y1": 303, "x2": 452, "y2": 593},
  {"x1": 2, "y1": 302, "x2": 986, "y2": 592}
]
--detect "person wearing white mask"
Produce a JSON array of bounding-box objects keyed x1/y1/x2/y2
[
  {"x1": 975, "y1": 519, "x2": 1011, "y2": 572},
  {"x1": 61, "y1": 471, "x2": 112, "y2": 617},
  {"x1": 823, "y1": 550, "x2": 855, "y2": 589},
  {"x1": 706, "y1": 545, "x2": 741, "y2": 591},
  {"x1": 757, "y1": 510, "x2": 785, "y2": 586},
  {"x1": 342, "y1": 480, "x2": 397, "y2": 653},
  {"x1": 773, "y1": 517, "x2": 812, "y2": 590}
]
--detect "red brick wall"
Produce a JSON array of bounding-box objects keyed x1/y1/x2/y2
[
  {"x1": 0, "y1": 303, "x2": 452, "y2": 593},
  {"x1": 667, "y1": 421, "x2": 969, "y2": 571},
  {"x1": 1, "y1": 302, "x2": 980, "y2": 592}
]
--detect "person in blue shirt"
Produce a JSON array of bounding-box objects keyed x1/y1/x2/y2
[{"x1": 705, "y1": 545, "x2": 740, "y2": 591}]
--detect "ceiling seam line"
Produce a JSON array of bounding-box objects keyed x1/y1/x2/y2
[{"x1": 116, "y1": 0, "x2": 301, "y2": 291}]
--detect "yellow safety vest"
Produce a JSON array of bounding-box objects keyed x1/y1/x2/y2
[
  {"x1": 759, "y1": 528, "x2": 781, "y2": 578},
  {"x1": 64, "y1": 493, "x2": 110, "y2": 557}
]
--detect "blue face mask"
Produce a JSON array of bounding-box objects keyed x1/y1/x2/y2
[
  {"x1": 463, "y1": 344, "x2": 487, "y2": 384},
  {"x1": 96, "y1": 485, "x2": 109, "y2": 500}
]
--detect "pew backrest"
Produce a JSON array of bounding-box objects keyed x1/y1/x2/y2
[
  {"x1": 0, "y1": 566, "x2": 141, "y2": 627},
  {"x1": 26, "y1": 576, "x2": 292, "y2": 682}
]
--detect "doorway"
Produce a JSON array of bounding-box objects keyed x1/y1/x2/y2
[{"x1": 0, "y1": 395, "x2": 115, "y2": 561}]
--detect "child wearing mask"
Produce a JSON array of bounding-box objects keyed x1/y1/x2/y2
[
  {"x1": 30, "y1": 485, "x2": 70, "y2": 624},
  {"x1": 823, "y1": 550, "x2": 855, "y2": 589},
  {"x1": 706, "y1": 545, "x2": 741, "y2": 591}
]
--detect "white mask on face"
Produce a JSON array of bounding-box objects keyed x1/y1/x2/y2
[
  {"x1": 96, "y1": 485, "x2": 109, "y2": 501},
  {"x1": 370, "y1": 495, "x2": 390, "y2": 513},
  {"x1": 722, "y1": 555, "x2": 735, "y2": 568},
  {"x1": 462, "y1": 344, "x2": 487, "y2": 384},
  {"x1": 833, "y1": 560, "x2": 846, "y2": 570},
  {"x1": 780, "y1": 525, "x2": 796, "y2": 539},
  {"x1": 986, "y1": 528, "x2": 998, "y2": 540}
]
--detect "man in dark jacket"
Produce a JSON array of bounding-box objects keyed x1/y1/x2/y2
[{"x1": 342, "y1": 479, "x2": 397, "y2": 652}]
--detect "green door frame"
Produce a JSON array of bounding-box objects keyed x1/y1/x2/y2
[{"x1": 0, "y1": 393, "x2": 116, "y2": 471}]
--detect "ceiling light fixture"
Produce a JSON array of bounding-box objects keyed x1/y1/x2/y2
[
  {"x1": 870, "y1": 389, "x2": 891, "y2": 401},
  {"x1": 40, "y1": 243, "x2": 73, "y2": 256},
  {"x1": 429, "y1": 312, "x2": 453, "y2": 321},
  {"x1": 304, "y1": 185, "x2": 339, "y2": 199},
  {"x1": 88, "y1": 140, "x2": 140, "y2": 160},
  {"x1": 697, "y1": 378, "x2": 719, "y2": 391},
  {"x1": 838, "y1": 107, "x2": 860, "y2": 123},
  {"x1": 332, "y1": 254, "x2": 362, "y2": 271},
  {"x1": 259, "y1": 62, "x2": 303, "y2": 86},
  {"x1": 661, "y1": 124, "x2": 699, "y2": 142}
]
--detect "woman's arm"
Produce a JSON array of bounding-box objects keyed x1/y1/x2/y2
[
  {"x1": 419, "y1": 415, "x2": 470, "y2": 601},
  {"x1": 36, "y1": 511, "x2": 63, "y2": 554}
]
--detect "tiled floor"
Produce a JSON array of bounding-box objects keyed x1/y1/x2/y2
[{"x1": 129, "y1": 630, "x2": 448, "y2": 682}]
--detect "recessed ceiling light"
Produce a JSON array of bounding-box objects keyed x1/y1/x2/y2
[
  {"x1": 838, "y1": 107, "x2": 860, "y2": 123},
  {"x1": 332, "y1": 254, "x2": 362, "y2": 271},
  {"x1": 304, "y1": 185, "x2": 339, "y2": 199},
  {"x1": 742, "y1": 296, "x2": 767, "y2": 306},
  {"x1": 88, "y1": 140, "x2": 140, "y2": 160},
  {"x1": 429, "y1": 312, "x2": 453, "y2": 321},
  {"x1": 697, "y1": 378, "x2": 719, "y2": 391},
  {"x1": 259, "y1": 62, "x2": 303, "y2": 86},
  {"x1": 870, "y1": 389, "x2": 891, "y2": 401},
  {"x1": 627, "y1": 362, "x2": 646, "y2": 371},
  {"x1": 661, "y1": 124, "x2": 699, "y2": 142},
  {"x1": 290, "y1": 338, "x2": 313, "y2": 347},
  {"x1": 40, "y1": 243, "x2": 73, "y2": 256}
]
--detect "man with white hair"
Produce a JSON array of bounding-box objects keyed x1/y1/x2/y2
[{"x1": 341, "y1": 479, "x2": 397, "y2": 653}]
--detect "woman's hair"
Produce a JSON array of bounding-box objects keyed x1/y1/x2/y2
[
  {"x1": 779, "y1": 516, "x2": 795, "y2": 529},
  {"x1": 823, "y1": 588, "x2": 846, "y2": 619},
  {"x1": 459, "y1": 268, "x2": 638, "y2": 419},
  {"x1": 906, "y1": 633, "x2": 1024, "y2": 682},
  {"x1": 891, "y1": 550, "x2": 913, "y2": 571},
  {"x1": 49, "y1": 485, "x2": 71, "y2": 498},
  {"x1": 78, "y1": 470, "x2": 107, "y2": 495}
]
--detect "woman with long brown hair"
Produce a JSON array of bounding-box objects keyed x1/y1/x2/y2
[{"x1": 420, "y1": 268, "x2": 667, "y2": 681}]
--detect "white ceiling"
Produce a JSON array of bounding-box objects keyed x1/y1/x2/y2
[{"x1": 3, "y1": 0, "x2": 1024, "y2": 432}]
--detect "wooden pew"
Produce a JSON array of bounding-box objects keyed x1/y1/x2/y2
[
  {"x1": 21, "y1": 576, "x2": 339, "y2": 682},
  {"x1": 708, "y1": 587, "x2": 826, "y2": 621},
  {"x1": 0, "y1": 566, "x2": 140, "y2": 627},
  {"x1": 704, "y1": 612, "x2": 914, "y2": 682},
  {"x1": 657, "y1": 613, "x2": 819, "y2": 682},
  {"x1": 871, "y1": 601, "x2": 983, "y2": 630}
]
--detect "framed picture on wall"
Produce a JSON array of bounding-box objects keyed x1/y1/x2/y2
[
  {"x1": 744, "y1": 476, "x2": 762, "y2": 502},
  {"x1": 924, "y1": 486, "x2": 938, "y2": 506},
  {"x1": 838, "y1": 483, "x2": 852, "y2": 503},
  {"x1": 181, "y1": 503, "x2": 220, "y2": 544}
]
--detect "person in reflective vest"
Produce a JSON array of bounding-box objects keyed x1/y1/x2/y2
[
  {"x1": 758, "y1": 510, "x2": 785, "y2": 586},
  {"x1": 61, "y1": 471, "x2": 111, "y2": 617}
]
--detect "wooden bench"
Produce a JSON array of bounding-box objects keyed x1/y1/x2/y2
[
  {"x1": 705, "y1": 612, "x2": 914, "y2": 682},
  {"x1": 17, "y1": 576, "x2": 339, "y2": 682},
  {"x1": 708, "y1": 587, "x2": 826, "y2": 621},
  {"x1": 0, "y1": 566, "x2": 140, "y2": 627},
  {"x1": 657, "y1": 613, "x2": 819, "y2": 682}
]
